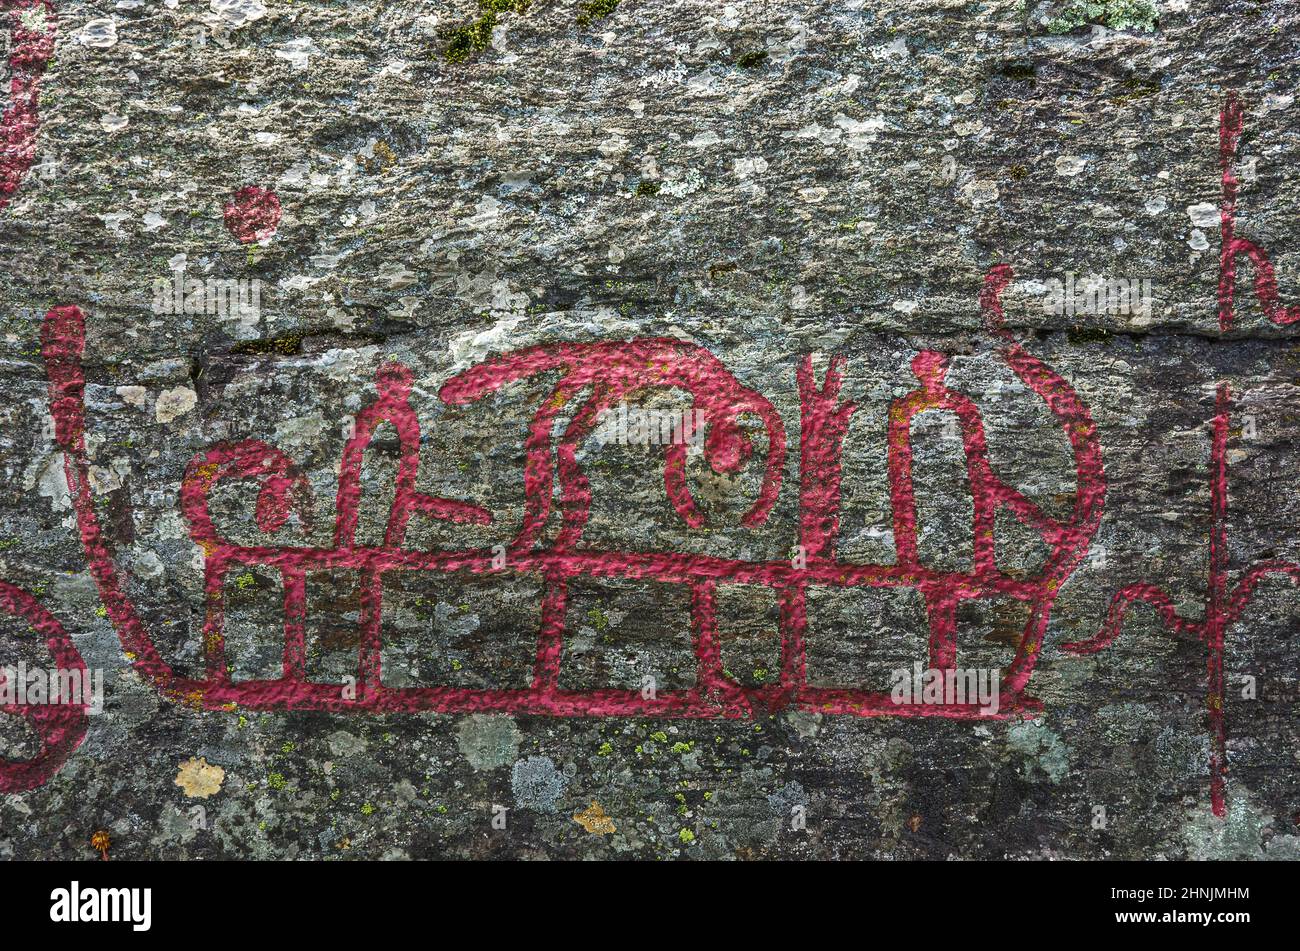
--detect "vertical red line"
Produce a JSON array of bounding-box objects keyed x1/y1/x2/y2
[
  {"x1": 531, "y1": 571, "x2": 567, "y2": 694},
  {"x1": 778, "y1": 585, "x2": 807, "y2": 694},
  {"x1": 962, "y1": 416, "x2": 999, "y2": 579},
  {"x1": 357, "y1": 569, "x2": 383, "y2": 699},
  {"x1": 203, "y1": 560, "x2": 228, "y2": 683},
  {"x1": 925, "y1": 592, "x2": 959, "y2": 672},
  {"x1": 282, "y1": 567, "x2": 306, "y2": 681},
  {"x1": 887, "y1": 407, "x2": 920, "y2": 567},
  {"x1": 690, "y1": 580, "x2": 724, "y2": 693},
  {"x1": 1219, "y1": 95, "x2": 1240, "y2": 332},
  {"x1": 1206, "y1": 383, "x2": 1231, "y2": 816}
]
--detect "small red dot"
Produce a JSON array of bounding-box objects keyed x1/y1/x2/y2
[{"x1": 223, "y1": 186, "x2": 282, "y2": 243}]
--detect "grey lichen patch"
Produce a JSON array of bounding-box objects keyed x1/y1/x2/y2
[
  {"x1": 859, "y1": 736, "x2": 916, "y2": 842},
  {"x1": 1095, "y1": 702, "x2": 1161, "y2": 745},
  {"x1": 782, "y1": 710, "x2": 822, "y2": 740},
  {"x1": 766, "y1": 780, "x2": 808, "y2": 819},
  {"x1": 327, "y1": 731, "x2": 367, "y2": 758},
  {"x1": 455, "y1": 714, "x2": 522, "y2": 770},
  {"x1": 510, "y1": 755, "x2": 567, "y2": 812},
  {"x1": 1182, "y1": 796, "x2": 1270, "y2": 860},
  {"x1": 1006, "y1": 722, "x2": 1071, "y2": 784},
  {"x1": 1264, "y1": 835, "x2": 1300, "y2": 861}
]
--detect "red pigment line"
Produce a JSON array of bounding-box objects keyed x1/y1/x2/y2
[
  {"x1": 0, "y1": 0, "x2": 56, "y2": 212},
  {"x1": 43, "y1": 306, "x2": 205, "y2": 704},
  {"x1": 357, "y1": 568, "x2": 383, "y2": 699},
  {"x1": 1064, "y1": 387, "x2": 1237, "y2": 816},
  {"x1": 281, "y1": 567, "x2": 307, "y2": 681},
  {"x1": 1205, "y1": 384, "x2": 1231, "y2": 816},
  {"x1": 1060, "y1": 582, "x2": 1201, "y2": 654},
  {"x1": 688, "y1": 580, "x2": 727, "y2": 696},
  {"x1": 27, "y1": 94, "x2": 1297, "y2": 811},
  {"x1": 1218, "y1": 92, "x2": 1300, "y2": 330},
  {"x1": 979, "y1": 264, "x2": 1107, "y2": 699},
  {"x1": 1226, "y1": 561, "x2": 1300, "y2": 624},
  {"x1": 196, "y1": 543, "x2": 1051, "y2": 601},
  {"x1": 530, "y1": 572, "x2": 567, "y2": 695},
  {"x1": 0, "y1": 578, "x2": 89, "y2": 793},
  {"x1": 778, "y1": 583, "x2": 807, "y2": 700},
  {"x1": 202, "y1": 558, "x2": 228, "y2": 683},
  {"x1": 796, "y1": 354, "x2": 857, "y2": 563},
  {"x1": 334, "y1": 361, "x2": 491, "y2": 552}
]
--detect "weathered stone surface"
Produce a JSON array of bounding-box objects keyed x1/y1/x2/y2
[{"x1": 0, "y1": 0, "x2": 1298, "y2": 860}]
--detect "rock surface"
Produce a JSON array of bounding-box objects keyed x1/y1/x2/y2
[{"x1": 0, "y1": 0, "x2": 1298, "y2": 859}]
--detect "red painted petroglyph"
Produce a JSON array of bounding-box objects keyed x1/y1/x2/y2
[
  {"x1": 1064, "y1": 95, "x2": 1300, "y2": 818},
  {"x1": 0, "y1": 580, "x2": 89, "y2": 792},
  {"x1": 1218, "y1": 92, "x2": 1300, "y2": 331},
  {"x1": 40, "y1": 269, "x2": 1103, "y2": 722},
  {"x1": 7, "y1": 96, "x2": 1294, "y2": 817},
  {"x1": 0, "y1": 0, "x2": 56, "y2": 211}
]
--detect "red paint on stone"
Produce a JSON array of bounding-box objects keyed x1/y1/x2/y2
[
  {"x1": 0, "y1": 0, "x2": 57, "y2": 211},
  {"x1": 1218, "y1": 92, "x2": 1300, "y2": 330},
  {"x1": 223, "y1": 186, "x2": 282, "y2": 243},
  {"x1": 26, "y1": 95, "x2": 1292, "y2": 816},
  {"x1": 0, "y1": 578, "x2": 89, "y2": 793},
  {"x1": 1064, "y1": 95, "x2": 1300, "y2": 819},
  {"x1": 41, "y1": 276, "x2": 1101, "y2": 723}
]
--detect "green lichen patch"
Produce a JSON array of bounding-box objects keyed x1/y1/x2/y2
[
  {"x1": 445, "y1": 0, "x2": 531, "y2": 64},
  {"x1": 576, "y1": 0, "x2": 620, "y2": 28},
  {"x1": 1045, "y1": 0, "x2": 1158, "y2": 34}
]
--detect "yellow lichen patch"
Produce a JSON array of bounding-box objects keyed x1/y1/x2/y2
[
  {"x1": 175, "y1": 756, "x2": 225, "y2": 799},
  {"x1": 573, "y1": 801, "x2": 616, "y2": 835},
  {"x1": 90, "y1": 830, "x2": 111, "y2": 857}
]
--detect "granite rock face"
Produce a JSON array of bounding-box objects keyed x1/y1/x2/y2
[{"x1": 0, "y1": 0, "x2": 1298, "y2": 860}]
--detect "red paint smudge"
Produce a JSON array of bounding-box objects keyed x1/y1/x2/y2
[{"x1": 223, "y1": 186, "x2": 282, "y2": 243}]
